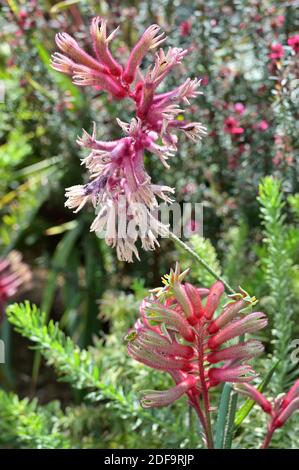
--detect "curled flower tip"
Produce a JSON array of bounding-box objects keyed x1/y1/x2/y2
[
  {"x1": 233, "y1": 384, "x2": 272, "y2": 414},
  {"x1": 175, "y1": 78, "x2": 203, "y2": 104},
  {"x1": 123, "y1": 24, "x2": 166, "y2": 84},
  {"x1": 172, "y1": 280, "x2": 195, "y2": 320},
  {"x1": 127, "y1": 337, "x2": 193, "y2": 372},
  {"x1": 208, "y1": 299, "x2": 247, "y2": 334},
  {"x1": 65, "y1": 184, "x2": 92, "y2": 213},
  {"x1": 273, "y1": 398, "x2": 299, "y2": 429},
  {"x1": 140, "y1": 376, "x2": 198, "y2": 408},
  {"x1": 208, "y1": 365, "x2": 257, "y2": 386},
  {"x1": 144, "y1": 301, "x2": 195, "y2": 342},
  {"x1": 55, "y1": 32, "x2": 104, "y2": 73},
  {"x1": 184, "y1": 283, "x2": 205, "y2": 319},
  {"x1": 90, "y1": 17, "x2": 122, "y2": 77},
  {"x1": 178, "y1": 122, "x2": 208, "y2": 142},
  {"x1": 204, "y1": 281, "x2": 225, "y2": 320},
  {"x1": 281, "y1": 379, "x2": 299, "y2": 409},
  {"x1": 50, "y1": 52, "x2": 75, "y2": 75},
  {"x1": 208, "y1": 312, "x2": 268, "y2": 349},
  {"x1": 77, "y1": 122, "x2": 97, "y2": 148},
  {"x1": 207, "y1": 340, "x2": 264, "y2": 364},
  {"x1": 72, "y1": 66, "x2": 127, "y2": 98},
  {"x1": 135, "y1": 328, "x2": 194, "y2": 359}
]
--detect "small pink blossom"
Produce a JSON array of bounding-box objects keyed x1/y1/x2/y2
[
  {"x1": 234, "y1": 102, "x2": 246, "y2": 115},
  {"x1": 288, "y1": 35, "x2": 299, "y2": 54},
  {"x1": 254, "y1": 120, "x2": 269, "y2": 131},
  {"x1": 269, "y1": 43, "x2": 284, "y2": 60},
  {"x1": 270, "y1": 15, "x2": 285, "y2": 29},
  {"x1": 179, "y1": 20, "x2": 192, "y2": 37},
  {"x1": 224, "y1": 116, "x2": 244, "y2": 135}
]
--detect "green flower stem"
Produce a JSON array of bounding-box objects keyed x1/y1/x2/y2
[{"x1": 169, "y1": 232, "x2": 235, "y2": 295}]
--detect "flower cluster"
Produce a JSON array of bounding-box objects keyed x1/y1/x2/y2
[
  {"x1": 0, "y1": 251, "x2": 31, "y2": 321},
  {"x1": 126, "y1": 265, "x2": 266, "y2": 411},
  {"x1": 51, "y1": 19, "x2": 206, "y2": 262},
  {"x1": 235, "y1": 379, "x2": 299, "y2": 447}
]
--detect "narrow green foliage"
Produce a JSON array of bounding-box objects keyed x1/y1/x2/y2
[
  {"x1": 0, "y1": 390, "x2": 70, "y2": 449},
  {"x1": 258, "y1": 177, "x2": 295, "y2": 390},
  {"x1": 5, "y1": 302, "x2": 184, "y2": 435}
]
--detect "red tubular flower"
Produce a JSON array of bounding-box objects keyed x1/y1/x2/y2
[
  {"x1": 207, "y1": 312, "x2": 267, "y2": 349},
  {"x1": 204, "y1": 281, "x2": 225, "y2": 319},
  {"x1": 233, "y1": 384, "x2": 272, "y2": 414},
  {"x1": 207, "y1": 340, "x2": 264, "y2": 364},
  {"x1": 140, "y1": 376, "x2": 198, "y2": 408},
  {"x1": 281, "y1": 379, "x2": 299, "y2": 408},
  {"x1": 123, "y1": 24, "x2": 166, "y2": 84},
  {"x1": 234, "y1": 378, "x2": 299, "y2": 448},
  {"x1": 208, "y1": 299, "x2": 247, "y2": 334},
  {"x1": 208, "y1": 364, "x2": 257, "y2": 386},
  {"x1": 273, "y1": 398, "x2": 299, "y2": 428},
  {"x1": 126, "y1": 264, "x2": 266, "y2": 418}
]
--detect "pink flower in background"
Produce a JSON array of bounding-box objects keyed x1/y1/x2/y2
[
  {"x1": 269, "y1": 43, "x2": 284, "y2": 60},
  {"x1": 254, "y1": 120, "x2": 269, "y2": 132},
  {"x1": 224, "y1": 116, "x2": 244, "y2": 135},
  {"x1": 200, "y1": 75, "x2": 209, "y2": 86},
  {"x1": 234, "y1": 102, "x2": 246, "y2": 115},
  {"x1": 270, "y1": 15, "x2": 285, "y2": 29},
  {"x1": 127, "y1": 265, "x2": 266, "y2": 410},
  {"x1": 0, "y1": 251, "x2": 31, "y2": 321},
  {"x1": 51, "y1": 18, "x2": 206, "y2": 262},
  {"x1": 288, "y1": 35, "x2": 299, "y2": 54},
  {"x1": 181, "y1": 181, "x2": 197, "y2": 195},
  {"x1": 179, "y1": 20, "x2": 192, "y2": 37}
]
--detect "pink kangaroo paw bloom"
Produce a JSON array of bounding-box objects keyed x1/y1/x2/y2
[
  {"x1": 76, "y1": 122, "x2": 120, "y2": 151},
  {"x1": 208, "y1": 312, "x2": 268, "y2": 349},
  {"x1": 184, "y1": 283, "x2": 205, "y2": 319},
  {"x1": 123, "y1": 24, "x2": 166, "y2": 84},
  {"x1": 51, "y1": 52, "x2": 76, "y2": 75},
  {"x1": 273, "y1": 398, "x2": 299, "y2": 428},
  {"x1": 72, "y1": 64, "x2": 126, "y2": 98},
  {"x1": 204, "y1": 281, "x2": 225, "y2": 319},
  {"x1": 55, "y1": 32, "x2": 105, "y2": 73},
  {"x1": 144, "y1": 301, "x2": 195, "y2": 342},
  {"x1": 281, "y1": 379, "x2": 299, "y2": 409},
  {"x1": 208, "y1": 364, "x2": 257, "y2": 386},
  {"x1": 233, "y1": 384, "x2": 272, "y2": 414},
  {"x1": 207, "y1": 339, "x2": 264, "y2": 364},
  {"x1": 90, "y1": 17, "x2": 123, "y2": 77},
  {"x1": 140, "y1": 376, "x2": 198, "y2": 408},
  {"x1": 208, "y1": 299, "x2": 248, "y2": 334},
  {"x1": 127, "y1": 339, "x2": 193, "y2": 372}
]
